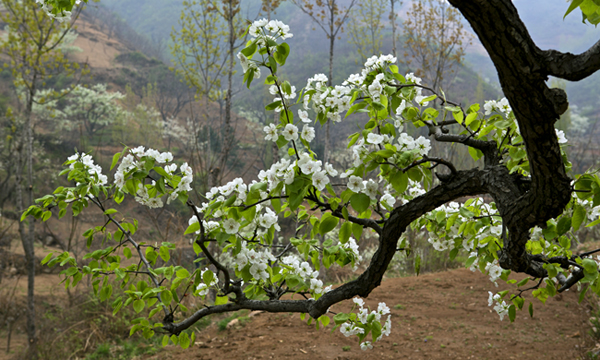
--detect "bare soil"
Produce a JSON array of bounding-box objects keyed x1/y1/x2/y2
[
  {"x1": 0, "y1": 264, "x2": 596, "y2": 360},
  {"x1": 156, "y1": 269, "x2": 595, "y2": 360}
]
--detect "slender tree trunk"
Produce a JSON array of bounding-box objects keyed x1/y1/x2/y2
[
  {"x1": 220, "y1": 2, "x2": 235, "y2": 182},
  {"x1": 391, "y1": 0, "x2": 397, "y2": 58},
  {"x1": 325, "y1": 15, "x2": 335, "y2": 164},
  {"x1": 24, "y1": 90, "x2": 37, "y2": 360},
  {"x1": 16, "y1": 93, "x2": 37, "y2": 359}
]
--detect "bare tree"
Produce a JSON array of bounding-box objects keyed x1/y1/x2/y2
[{"x1": 290, "y1": 0, "x2": 357, "y2": 162}]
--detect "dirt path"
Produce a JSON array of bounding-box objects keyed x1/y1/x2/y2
[{"x1": 156, "y1": 269, "x2": 594, "y2": 360}]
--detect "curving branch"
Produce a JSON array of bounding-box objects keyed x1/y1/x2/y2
[
  {"x1": 542, "y1": 40, "x2": 600, "y2": 82},
  {"x1": 187, "y1": 200, "x2": 232, "y2": 294},
  {"x1": 305, "y1": 193, "x2": 383, "y2": 235}
]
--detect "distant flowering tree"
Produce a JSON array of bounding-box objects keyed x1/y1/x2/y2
[
  {"x1": 61, "y1": 84, "x2": 127, "y2": 140},
  {"x1": 28, "y1": 0, "x2": 600, "y2": 352}
]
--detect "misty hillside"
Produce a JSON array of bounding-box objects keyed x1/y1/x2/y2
[{"x1": 94, "y1": 0, "x2": 499, "y2": 104}]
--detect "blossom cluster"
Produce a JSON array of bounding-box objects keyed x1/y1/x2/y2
[
  {"x1": 341, "y1": 237, "x2": 363, "y2": 270},
  {"x1": 281, "y1": 255, "x2": 332, "y2": 295},
  {"x1": 113, "y1": 146, "x2": 193, "y2": 207},
  {"x1": 236, "y1": 241, "x2": 276, "y2": 282},
  {"x1": 249, "y1": 19, "x2": 293, "y2": 40},
  {"x1": 488, "y1": 291, "x2": 510, "y2": 321},
  {"x1": 303, "y1": 74, "x2": 354, "y2": 123},
  {"x1": 37, "y1": 0, "x2": 81, "y2": 23},
  {"x1": 237, "y1": 19, "x2": 294, "y2": 79},
  {"x1": 256, "y1": 154, "x2": 337, "y2": 192},
  {"x1": 484, "y1": 97, "x2": 512, "y2": 117},
  {"x1": 339, "y1": 298, "x2": 392, "y2": 350},
  {"x1": 67, "y1": 152, "x2": 108, "y2": 186}
]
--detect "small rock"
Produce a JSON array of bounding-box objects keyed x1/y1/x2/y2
[{"x1": 226, "y1": 318, "x2": 239, "y2": 329}]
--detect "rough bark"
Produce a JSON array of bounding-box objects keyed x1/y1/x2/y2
[{"x1": 447, "y1": 0, "x2": 572, "y2": 277}]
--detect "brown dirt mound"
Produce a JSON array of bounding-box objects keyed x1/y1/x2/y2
[{"x1": 158, "y1": 268, "x2": 594, "y2": 360}]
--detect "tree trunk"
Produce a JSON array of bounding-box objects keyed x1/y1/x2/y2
[
  {"x1": 220, "y1": 2, "x2": 236, "y2": 182},
  {"x1": 325, "y1": 11, "x2": 335, "y2": 163},
  {"x1": 391, "y1": 0, "x2": 397, "y2": 58},
  {"x1": 16, "y1": 93, "x2": 37, "y2": 359}
]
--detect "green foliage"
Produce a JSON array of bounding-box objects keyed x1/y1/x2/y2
[{"x1": 347, "y1": 0, "x2": 387, "y2": 64}]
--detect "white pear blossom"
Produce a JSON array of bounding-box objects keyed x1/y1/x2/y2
[
  {"x1": 367, "y1": 133, "x2": 384, "y2": 145},
  {"x1": 556, "y1": 129, "x2": 568, "y2": 144},
  {"x1": 301, "y1": 125, "x2": 315, "y2": 142},
  {"x1": 312, "y1": 170, "x2": 330, "y2": 191},
  {"x1": 222, "y1": 218, "x2": 240, "y2": 234},
  {"x1": 282, "y1": 124, "x2": 299, "y2": 141},
  {"x1": 264, "y1": 123, "x2": 279, "y2": 141},
  {"x1": 380, "y1": 193, "x2": 396, "y2": 208},
  {"x1": 324, "y1": 163, "x2": 338, "y2": 177}
]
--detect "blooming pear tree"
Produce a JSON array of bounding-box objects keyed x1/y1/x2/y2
[{"x1": 27, "y1": 0, "x2": 600, "y2": 351}]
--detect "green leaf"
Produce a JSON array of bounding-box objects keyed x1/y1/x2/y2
[
  {"x1": 184, "y1": 221, "x2": 200, "y2": 235},
  {"x1": 556, "y1": 216, "x2": 572, "y2": 236},
  {"x1": 318, "y1": 315, "x2": 330, "y2": 327},
  {"x1": 579, "y1": 284, "x2": 589, "y2": 304},
  {"x1": 350, "y1": 193, "x2": 371, "y2": 213},
  {"x1": 274, "y1": 43, "x2": 290, "y2": 65},
  {"x1": 587, "y1": 217, "x2": 600, "y2": 228},
  {"x1": 41, "y1": 252, "x2": 53, "y2": 265},
  {"x1": 352, "y1": 223, "x2": 363, "y2": 240},
  {"x1": 391, "y1": 171, "x2": 408, "y2": 194},
  {"x1": 319, "y1": 214, "x2": 339, "y2": 236},
  {"x1": 414, "y1": 254, "x2": 421, "y2": 276},
  {"x1": 340, "y1": 222, "x2": 351, "y2": 244},
  {"x1": 215, "y1": 296, "x2": 228, "y2": 305},
  {"x1": 176, "y1": 268, "x2": 190, "y2": 279},
  {"x1": 110, "y1": 152, "x2": 122, "y2": 171},
  {"x1": 564, "y1": 0, "x2": 585, "y2": 18},
  {"x1": 452, "y1": 110, "x2": 464, "y2": 124},
  {"x1": 159, "y1": 246, "x2": 170, "y2": 263},
  {"x1": 161, "y1": 290, "x2": 172, "y2": 306},
  {"x1": 133, "y1": 299, "x2": 145, "y2": 313},
  {"x1": 513, "y1": 296, "x2": 524, "y2": 310},
  {"x1": 179, "y1": 332, "x2": 190, "y2": 349},
  {"x1": 345, "y1": 101, "x2": 367, "y2": 118},
  {"x1": 265, "y1": 100, "x2": 282, "y2": 111},
  {"x1": 333, "y1": 312, "x2": 350, "y2": 325},
  {"x1": 572, "y1": 204, "x2": 586, "y2": 231},
  {"x1": 275, "y1": 135, "x2": 288, "y2": 149},
  {"x1": 508, "y1": 304, "x2": 516, "y2": 323},
  {"x1": 162, "y1": 334, "x2": 170, "y2": 347},
  {"x1": 528, "y1": 302, "x2": 534, "y2": 318}
]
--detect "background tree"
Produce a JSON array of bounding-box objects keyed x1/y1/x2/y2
[
  {"x1": 389, "y1": 0, "x2": 401, "y2": 58},
  {"x1": 290, "y1": 0, "x2": 356, "y2": 162},
  {"x1": 170, "y1": 0, "x2": 245, "y2": 191},
  {"x1": 347, "y1": 0, "x2": 387, "y2": 65},
  {"x1": 60, "y1": 84, "x2": 126, "y2": 150},
  {"x1": 0, "y1": 1, "x2": 86, "y2": 356},
  {"x1": 400, "y1": 0, "x2": 471, "y2": 91}
]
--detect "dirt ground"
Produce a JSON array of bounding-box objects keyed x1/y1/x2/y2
[
  {"x1": 0, "y1": 248, "x2": 597, "y2": 359},
  {"x1": 154, "y1": 268, "x2": 595, "y2": 360}
]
